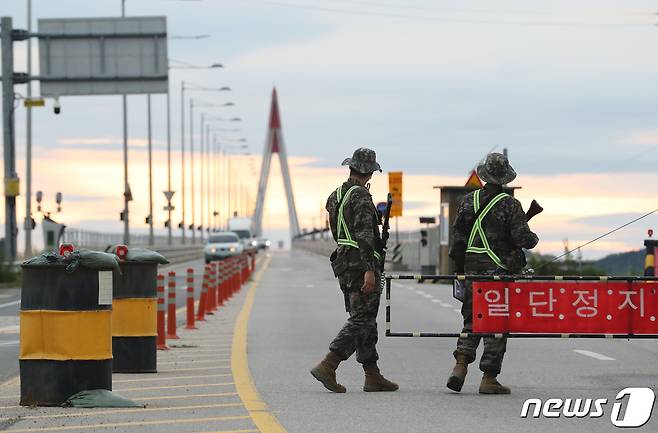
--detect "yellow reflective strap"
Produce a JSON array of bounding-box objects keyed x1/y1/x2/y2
[
  {"x1": 20, "y1": 310, "x2": 112, "y2": 361},
  {"x1": 112, "y1": 298, "x2": 157, "y2": 337},
  {"x1": 374, "y1": 251, "x2": 382, "y2": 261},
  {"x1": 337, "y1": 185, "x2": 361, "y2": 245},
  {"x1": 466, "y1": 190, "x2": 509, "y2": 270}
]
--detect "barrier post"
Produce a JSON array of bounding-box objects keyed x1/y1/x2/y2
[
  {"x1": 251, "y1": 253, "x2": 256, "y2": 274},
  {"x1": 207, "y1": 262, "x2": 217, "y2": 312},
  {"x1": 217, "y1": 259, "x2": 225, "y2": 307},
  {"x1": 196, "y1": 266, "x2": 208, "y2": 321},
  {"x1": 156, "y1": 274, "x2": 169, "y2": 350},
  {"x1": 185, "y1": 268, "x2": 197, "y2": 329},
  {"x1": 166, "y1": 271, "x2": 179, "y2": 339}
]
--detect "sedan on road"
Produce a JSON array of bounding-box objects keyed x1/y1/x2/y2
[{"x1": 204, "y1": 232, "x2": 244, "y2": 263}]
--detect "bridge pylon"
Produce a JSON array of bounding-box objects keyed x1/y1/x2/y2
[{"x1": 252, "y1": 87, "x2": 300, "y2": 238}]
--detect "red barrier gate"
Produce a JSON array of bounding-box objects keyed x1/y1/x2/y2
[{"x1": 473, "y1": 281, "x2": 658, "y2": 334}]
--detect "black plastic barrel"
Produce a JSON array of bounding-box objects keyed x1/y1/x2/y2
[
  {"x1": 112, "y1": 262, "x2": 158, "y2": 373},
  {"x1": 19, "y1": 265, "x2": 113, "y2": 406}
]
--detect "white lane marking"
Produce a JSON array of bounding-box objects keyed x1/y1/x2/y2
[
  {"x1": 305, "y1": 284, "x2": 314, "y2": 288},
  {"x1": 0, "y1": 340, "x2": 19, "y2": 347},
  {"x1": 573, "y1": 349, "x2": 615, "y2": 361},
  {"x1": 0, "y1": 294, "x2": 13, "y2": 299},
  {"x1": 415, "y1": 290, "x2": 426, "y2": 295},
  {"x1": 453, "y1": 309, "x2": 461, "y2": 314},
  {"x1": 431, "y1": 299, "x2": 441, "y2": 303},
  {"x1": 0, "y1": 300, "x2": 19, "y2": 310},
  {"x1": 440, "y1": 303, "x2": 453, "y2": 308},
  {"x1": 422, "y1": 294, "x2": 433, "y2": 299},
  {"x1": 0, "y1": 326, "x2": 18, "y2": 334}
]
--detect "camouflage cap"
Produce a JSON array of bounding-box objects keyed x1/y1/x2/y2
[
  {"x1": 341, "y1": 147, "x2": 382, "y2": 174},
  {"x1": 477, "y1": 152, "x2": 517, "y2": 185}
]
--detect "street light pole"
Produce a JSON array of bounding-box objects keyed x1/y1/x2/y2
[
  {"x1": 180, "y1": 81, "x2": 186, "y2": 244},
  {"x1": 189, "y1": 98, "x2": 196, "y2": 243},
  {"x1": 121, "y1": 0, "x2": 130, "y2": 245},
  {"x1": 199, "y1": 112, "x2": 205, "y2": 243},
  {"x1": 24, "y1": 0, "x2": 33, "y2": 257},
  {"x1": 166, "y1": 89, "x2": 172, "y2": 245},
  {"x1": 147, "y1": 94, "x2": 154, "y2": 245}
]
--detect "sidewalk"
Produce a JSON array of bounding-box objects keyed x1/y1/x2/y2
[{"x1": 0, "y1": 254, "x2": 285, "y2": 433}]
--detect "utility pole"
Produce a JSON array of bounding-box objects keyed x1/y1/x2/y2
[
  {"x1": 24, "y1": 0, "x2": 33, "y2": 257},
  {"x1": 1, "y1": 17, "x2": 19, "y2": 261}
]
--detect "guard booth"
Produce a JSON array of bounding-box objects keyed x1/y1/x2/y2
[{"x1": 436, "y1": 171, "x2": 519, "y2": 275}]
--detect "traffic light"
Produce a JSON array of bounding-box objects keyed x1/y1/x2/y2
[
  {"x1": 188, "y1": 224, "x2": 194, "y2": 230},
  {"x1": 420, "y1": 229, "x2": 428, "y2": 247},
  {"x1": 178, "y1": 221, "x2": 183, "y2": 229},
  {"x1": 119, "y1": 211, "x2": 125, "y2": 221},
  {"x1": 164, "y1": 220, "x2": 170, "y2": 228},
  {"x1": 30, "y1": 217, "x2": 36, "y2": 230},
  {"x1": 145, "y1": 215, "x2": 152, "y2": 224}
]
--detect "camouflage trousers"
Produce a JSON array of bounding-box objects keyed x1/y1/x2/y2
[
  {"x1": 329, "y1": 270, "x2": 381, "y2": 365},
  {"x1": 454, "y1": 278, "x2": 507, "y2": 375}
]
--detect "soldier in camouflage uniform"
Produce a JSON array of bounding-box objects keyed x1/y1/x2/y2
[
  {"x1": 310, "y1": 148, "x2": 399, "y2": 393},
  {"x1": 446, "y1": 153, "x2": 538, "y2": 394}
]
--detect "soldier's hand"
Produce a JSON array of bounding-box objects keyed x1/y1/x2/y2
[{"x1": 361, "y1": 270, "x2": 376, "y2": 294}]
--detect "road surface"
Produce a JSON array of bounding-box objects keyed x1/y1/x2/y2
[{"x1": 248, "y1": 249, "x2": 658, "y2": 432}]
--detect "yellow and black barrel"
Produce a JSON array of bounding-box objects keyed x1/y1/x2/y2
[
  {"x1": 112, "y1": 261, "x2": 158, "y2": 373},
  {"x1": 20, "y1": 264, "x2": 113, "y2": 406}
]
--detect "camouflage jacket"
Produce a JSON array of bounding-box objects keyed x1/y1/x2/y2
[
  {"x1": 449, "y1": 184, "x2": 539, "y2": 274},
  {"x1": 326, "y1": 178, "x2": 382, "y2": 274}
]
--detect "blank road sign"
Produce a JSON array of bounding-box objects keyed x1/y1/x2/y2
[
  {"x1": 38, "y1": 16, "x2": 168, "y2": 96},
  {"x1": 388, "y1": 171, "x2": 403, "y2": 217}
]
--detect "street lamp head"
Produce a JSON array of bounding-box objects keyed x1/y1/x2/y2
[
  {"x1": 219, "y1": 86, "x2": 231, "y2": 91},
  {"x1": 223, "y1": 102, "x2": 235, "y2": 107},
  {"x1": 231, "y1": 117, "x2": 241, "y2": 122},
  {"x1": 210, "y1": 63, "x2": 224, "y2": 68}
]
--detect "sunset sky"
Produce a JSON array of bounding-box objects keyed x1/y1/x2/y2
[{"x1": 2, "y1": 0, "x2": 658, "y2": 258}]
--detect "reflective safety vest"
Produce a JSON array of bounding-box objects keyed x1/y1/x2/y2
[
  {"x1": 466, "y1": 189, "x2": 509, "y2": 270},
  {"x1": 335, "y1": 185, "x2": 382, "y2": 261}
]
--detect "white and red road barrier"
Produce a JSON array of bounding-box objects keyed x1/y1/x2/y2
[
  {"x1": 156, "y1": 274, "x2": 169, "y2": 350},
  {"x1": 385, "y1": 274, "x2": 658, "y2": 339},
  {"x1": 185, "y1": 268, "x2": 197, "y2": 330},
  {"x1": 166, "y1": 271, "x2": 179, "y2": 339},
  {"x1": 153, "y1": 253, "x2": 256, "y2": 345}
]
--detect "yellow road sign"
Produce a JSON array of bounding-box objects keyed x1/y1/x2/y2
[
  {"x1": 465, "y1": 170, "x2": 483, "y2": 189},
  {"x1": 388, "y1": 171, "x2": 403, "y2": 217},
  {"x1": 23, "y1": 98, "x2": 45, "y2": 108}
]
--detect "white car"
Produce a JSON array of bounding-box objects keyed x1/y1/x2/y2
[{"x1": 204, "y1": 232, "x2": 244, "y2": 263}]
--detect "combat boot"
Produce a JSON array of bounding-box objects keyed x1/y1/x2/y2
[
  {"x1": 446, "y1": 354, "x2": 469, "y2": 392},
  {"x1": 310, "y1": 352, "x2": 346, "y2": 393},
  {"x1": 478, "y1": 373, "x2": 511, "y2": 394},
  {"x1": 363, "y1": 363, "x2": 399, "y2": 392}
]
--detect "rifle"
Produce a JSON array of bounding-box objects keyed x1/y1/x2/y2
[
  {"x1": 526, "y1": 199, "x2": 543, "y2": 221},
  {"x1": 379, "y1": 193, "x2": 393, "y2": 269}
]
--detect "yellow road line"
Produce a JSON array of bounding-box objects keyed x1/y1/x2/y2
[
  {"x1": 4, "y1": 415, "x2": 252, "y2": 432},
  {"x1": 0, "y1": 402, "x2": 245, "y2": 421},
  {"x1": 136, "y1": 392, "x2": 238, "y2": 401},
  {"x1": 113, "y1": 373, "x2": 230, "y2": 384},
  {"x1": 115, "y1": 382, "x2": 234, "y2": 392},
  {"x1": 232, "y1": 255, "x2": 287, "y2": 433}
]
